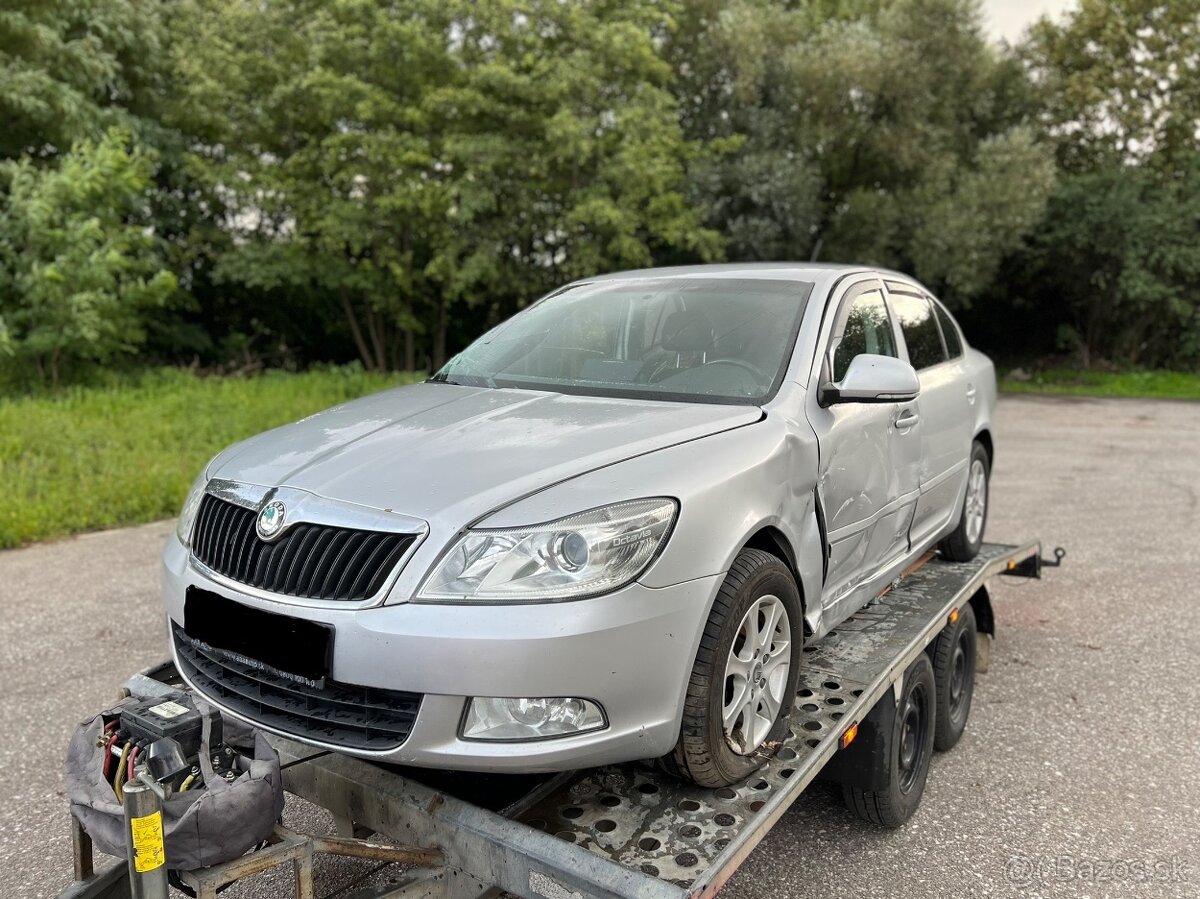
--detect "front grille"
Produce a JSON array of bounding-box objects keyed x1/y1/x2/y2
[
  {"x1": 190, "y1": 493, "x2": 415, "y2": 601},
  {"x1": 174, "y1": 626, "x2": 421, "y2": 751}
]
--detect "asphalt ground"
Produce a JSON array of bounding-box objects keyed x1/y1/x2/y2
[{"x1": 2, "y1": 394, "x2": 1197, "y2": 899}]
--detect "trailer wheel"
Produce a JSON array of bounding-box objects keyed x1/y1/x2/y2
[
  {"x1": 666, "y1": 548, "x2": 803, "y2": 787},
  {"x1": 939, "y1": 440, "x2": 990, "y2": 562},
  {"x1": 842, "y1": 654, "x2": 935, "y2": 828},
  {"x1": 929, "y1": 603, "x2": 976, "y2": 751}
]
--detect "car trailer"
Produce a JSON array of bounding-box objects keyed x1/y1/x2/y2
[{"x1": 60, "y1": 540, "x2": 1061, "y2": 899}]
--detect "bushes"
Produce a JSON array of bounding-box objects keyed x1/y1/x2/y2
[{"x1": 0, "y1": 131, "x2": 177, "y2": 386}]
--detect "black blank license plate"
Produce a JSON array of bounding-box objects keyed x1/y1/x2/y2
[{"x1": 184, "y1": 586, "x2": 332, "y2": 686}]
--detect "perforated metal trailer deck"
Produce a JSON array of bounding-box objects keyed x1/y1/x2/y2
[{"x1": 63, "y1": 540, "x2": 1052, "y2": 899}]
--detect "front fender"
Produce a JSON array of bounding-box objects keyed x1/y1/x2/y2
[{"x1": 481, "y1": 413, "x2": 824, "y2": 630}]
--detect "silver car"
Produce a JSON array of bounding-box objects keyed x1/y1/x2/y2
[{"x1": 164, "y1": 263, "x2": 995, "y2": 787}]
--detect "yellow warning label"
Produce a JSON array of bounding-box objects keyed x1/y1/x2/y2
[{"x1": 130, "y1": 811, "x2": 165, "y2": 873}]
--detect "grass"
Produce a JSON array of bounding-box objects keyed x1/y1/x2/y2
[
  {"x1": 999, "y1": 368, "x2": 1200, "y2": 401},
  {"x1": 0, "y1": 367, "x2": 423, "y2": 549}
]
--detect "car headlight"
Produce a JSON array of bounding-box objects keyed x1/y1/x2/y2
[
  {"x1": 175, "y1": 468, "x2": 210, "y2": 547},
  {"x1": 416, "y1": 498, "x2": 677, "y2": 602}
]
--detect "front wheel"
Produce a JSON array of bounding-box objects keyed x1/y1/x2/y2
[
  {"x1": 939, "y1": 440, "x2": 990, "y2": 562},
  {"x1": 666, "y1": 548, "x2": 803, "y2": 787}
]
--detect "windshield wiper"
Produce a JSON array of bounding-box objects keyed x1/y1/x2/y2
[{"x1": 429, "y1": 372, "x2": 496, "y2": 389}]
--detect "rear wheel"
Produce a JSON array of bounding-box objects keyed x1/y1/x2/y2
[
  {"x1": 929, "y1": 603, "x2": 976, "y2": 751},
  {"x1": 842, "y1": 654, "x2": 936, "y2": 828},
  {"x1": 939, "y1": 440, "x2": 990, "y2": 562},
  {"x1": 667, "y1": 548, "x2": 803, "y2": 787}
]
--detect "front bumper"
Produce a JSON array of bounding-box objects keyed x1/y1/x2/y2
[{"x1": 162, "y1": 536, "x2": 719, "y2": 772}]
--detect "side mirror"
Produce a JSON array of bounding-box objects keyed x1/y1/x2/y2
[{"x1": 821, "y1": 354, "x2": 920, "y2": 405}]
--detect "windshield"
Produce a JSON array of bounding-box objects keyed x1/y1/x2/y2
[{"x1": 432, "y1": 278, "x2": 813, "y2": 404}]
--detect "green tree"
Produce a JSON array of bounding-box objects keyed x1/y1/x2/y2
[
  {"x1": 0, "y1": 130, "x2": 177, "y2": 385},
  {"x1": 671, "y1": 0, "x2": 1055, "y2": 306},
  {"x1": 1013, "y1": 159, "x2": 1200, "y2": 369},
  {"x1": 1013, "y1": 0, "x2": 1200, "y2": 368},
  {"x1": 0, "y1": 0, "x2": 168, "y2": 160},
  {"x1": 1022, "y1": 0, "x2": 1200, "y2": 173},
  {"x1": 425, "y1": 0, "x2": 722, "y2": 363},
  {"x1": 170, "y1": 0, "x2": 720, "y2": 372},
  {"x1": 166, "y1": 0, "x2": 458, "y2": 371}
]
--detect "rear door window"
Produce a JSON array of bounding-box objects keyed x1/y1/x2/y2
[
  {"x1": 890, "y1": 294, "x2": 947, "y2": 370},
  {"x1": 932, "y1": 300, "x2": 963, "y2": 358}
]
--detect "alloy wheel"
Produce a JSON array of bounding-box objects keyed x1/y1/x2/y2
[
  {"x1": 964, "y1": 458, "x2": 988, "y2": 544},
  {"x1": 722, "y1": 594, "x2": 791, "y2": 755}
]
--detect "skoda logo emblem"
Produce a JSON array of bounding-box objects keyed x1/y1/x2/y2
[{"x1": 257, "y1": 500, "x2": 287, "y2": 540}]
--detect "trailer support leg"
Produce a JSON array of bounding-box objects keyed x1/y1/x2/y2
[
  {"x1": 178, "y1": 827, "x2": 315, "y2": 899},
  {"x1": 292, "y1": 844, "x2": 315, "y2": 899},
  {"x1": 976, "y1": 632, "x2": 992, "y2": 673},
  {"x1": 71, "y1": 814, "x2": 94, "y2": 882},
  {"x1": 176, "y1": 825, "x2": 441, "y2": 899}
]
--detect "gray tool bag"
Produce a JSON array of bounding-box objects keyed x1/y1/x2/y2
[{"x1": 65, "y1": 698, "x2": 285, "y2": 870}]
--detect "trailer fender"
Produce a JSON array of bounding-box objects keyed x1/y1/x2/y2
[
  {"x1": 969, "y1": 585, "x2": 994, "y2": 636},
  {"x1": 815, "y1": 687, "x2": 896, "y2": 792}
]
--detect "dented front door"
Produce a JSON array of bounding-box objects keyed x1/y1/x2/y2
[{"x1": 805, "y1": 279, "x2": 922, "y2": 622}]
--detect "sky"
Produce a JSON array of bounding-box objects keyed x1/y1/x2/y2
[{"x1": 980, "y1": 0, "x2": 1078, "y2": 43}]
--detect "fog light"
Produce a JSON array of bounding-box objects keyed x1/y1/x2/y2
[{"x1": 461, "y1": 696, "x2": 606, "y2": 741}]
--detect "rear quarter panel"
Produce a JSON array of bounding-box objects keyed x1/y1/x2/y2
[{"x1": 967, "y1": 347, "x2": 997, "y2": 443}]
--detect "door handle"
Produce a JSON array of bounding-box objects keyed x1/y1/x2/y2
[
  {"x1": 894, "y1": 410, "x2": 920, "y2": 430},
  {"x1": 966, "y1": 384, "x2": 977, "y2": 404}
]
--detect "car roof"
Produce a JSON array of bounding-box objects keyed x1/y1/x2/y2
[{"x1": 567, "y1": 262, "x2": 871, "y2": 287}]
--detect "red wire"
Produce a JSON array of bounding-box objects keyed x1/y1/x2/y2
[
  {"x1": 102, "y1": 732, "x2": 120, "y2": 780},
  {"x1": 127, "y1": 745, "x2": 140, "y2": 782}
]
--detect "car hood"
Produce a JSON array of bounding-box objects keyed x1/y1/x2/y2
[{"x1": 209, "y1": 382, "x2": 761, "y2": 525}]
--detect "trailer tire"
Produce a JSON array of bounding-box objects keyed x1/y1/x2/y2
[
  {"x1": 666, "y1": 548, "x2": 803, "y2": 788},
  {"x1": 842, "y1": 653, "x2": 936, "y2": 828},
  {"x1": 929, "y1": 603, "x2": 976, "y2": 751},
  {"x1": 939, "y1": 440, "x2": 990, "y2": 562}
]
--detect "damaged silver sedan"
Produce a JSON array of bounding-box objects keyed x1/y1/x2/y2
[{"x1": 164, "y1": 263, "x2": 996, "y2": 786}]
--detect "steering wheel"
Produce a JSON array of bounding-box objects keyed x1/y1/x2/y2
[{"x1": 703, "y1": 358, "x2": 771, "y2": 384}]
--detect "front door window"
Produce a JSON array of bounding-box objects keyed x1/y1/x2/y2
[{"x1": 831, "y1": 289, "x2": 897, "y2": 382}]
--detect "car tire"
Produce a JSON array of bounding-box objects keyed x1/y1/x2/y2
[
  {"x1": 842, "y1": 653, "x2": 936, "y2": 828},
  {"x1": 666, "y1": 548, "x2": 803, "y2": 788},
  {"x1": 939, "y1": 440, "x2": 990, "y2": 562},
  {"x1": 928, "y1": 602, "x2": 976, "y2": 751}
]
